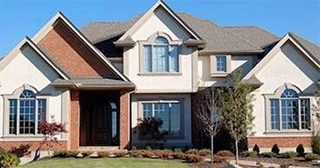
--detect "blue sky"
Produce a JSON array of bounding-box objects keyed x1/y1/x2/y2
[{"x1": 0, "y1": 0, "x2": 319, "y2": 57}]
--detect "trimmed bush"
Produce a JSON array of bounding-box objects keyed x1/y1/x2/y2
[
  {"x1": 141, "y1": 150, "x2": 154, "y2": 158},
  {"x1": 153, "y1": 150, "x2": 173, "y2": 159},
  {"x1": 0, "y1": 153, "x2": 20, "y2": 168},
  {"x1": 278, "y1": 151, "x2": 297, "y2": 159},
  {"x1": 305, "y1": 153, "x2": 320, "y2": 161},
  {"x1": 279, "y1": 163, "x2": 290, "y2": 168},
  {"x1": 312, "y1": 134, "x2": 320, "y2": 154},
  {"x1": 98, "y1": 151, "x2": 111, "y2": 158},
  {"x1": 0, "y1": 147, "x2": 5, "y2": 155},
  {"x1": 253, "y1": 144, "x2": 260, "y2": 154},
  {"x1": 185, "y1": 149, "x2": 199, "y2": 155},
  {"x1": 184, "y1": 154, "x2": 203, "y2": 163},
  {"x1": 130, "y1": 150, "x2": 142, "y2": 157},
  {"x1": 271, "y1": 144, "x2": 280, "y2": 154},
  {"x1": 296, "y1": 144, "x2": 305, "y2": 156},
  {"x1": 261, "y1": 152, "x2": 278, "y2": 158},
  {"x1": 81, "y1": 151, "x2": 93, "y2": 157},
  {"x1": 216, "y1": 150, "x2": 234, "y2": 157},
  {"x1": 53, "y1": 150, "x2": 80, "y2": 158},
  {"x1": 213, "y1": 156, "x2": 228, "y2": 163},
  {"x1": 198, "y1": 149, "x2": 211, "y2": 156},
  {"x1": 244, "y1": 151, "x2": 257, "y2": 157}
]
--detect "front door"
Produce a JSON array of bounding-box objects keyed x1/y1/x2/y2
[{"x1": 80, "y1": 91, "x2": 119, "y2": 146}]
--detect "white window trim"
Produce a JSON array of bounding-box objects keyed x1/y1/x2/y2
[
  {"x1": 139, "y1": 31, "x2": 183, "y2": 75},
  {"x1": 263, "y1": 83, "x2": 313, "y2": 135},
  {"x1": 137, "y1": 98, "x2": 185, "y2": 139},
  {"x1": 210, "y1": 55, "x2": 231, "y2": 77},
  {"x1": 2, "y1": 84, "x2": 49, "y2": 138}
]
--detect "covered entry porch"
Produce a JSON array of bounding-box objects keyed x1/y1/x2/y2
[{"x1": 53, "y1": 78, "x2": 135, "y2": 150}]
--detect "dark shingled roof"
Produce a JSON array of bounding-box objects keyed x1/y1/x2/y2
[{"x1": 52, "y1": 78, "x2": 135, "y2": 89}]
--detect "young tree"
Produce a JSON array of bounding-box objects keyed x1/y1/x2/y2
[
  {"x1": 312, "y1": 93, "x2": 320, "y2": 134},
  {"x1": 195, "y1": 86, "x2": 223, "y2": 164},
  {"x1": 219, "y1": 69, "x2": 255, "y2": 164}
]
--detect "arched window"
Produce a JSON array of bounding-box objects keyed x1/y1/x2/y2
[
  {"x1": 269, "y1": 88, "x2": 310, "y2": 130},
  {"x1": 8, "y1": 89, "x2": 47, "y2": 135},
  {"x1": 143, "y1": 35, "x2": 179, "y2": 73}
]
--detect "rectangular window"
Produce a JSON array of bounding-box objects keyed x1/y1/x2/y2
[
  {"x1": 281, "y1": 100, "x2": 298, "y2": 129},
  {"x1": 142, "y1": 102, "x2": 181, "y2": 136},
  {"x1": 153, "y1": 46, "x2": 168, "y2": 72},
  {"x1": 144, "y1": 45, "x2": 152, "y2": 72},
  {"x1": 216, "y1": 56, "x2": 226, "y2": 72},
  {"x1": 300, "y1": 99, "x2": 310, "y2": 129},
  {"x1": 270, "y1": 99, "x2": 279, "y2": 130},
  {"x1": 9, "y1": 99, "x2": 17, "y2": 134},
  {"x1": 19, "y1": 100, "x2": 36, "y2": 134}
]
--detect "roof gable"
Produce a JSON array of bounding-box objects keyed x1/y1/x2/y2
[
  {"x1": 0, "y1": 37, "x2": 69, "y2": 79},
  {"x1": 244, "y1": 33, "x2": 320, "y2": 80},
  {"x1": 116, "y1": 0, "x2": 202, "y2": 44},
  {"x1": 33, "y1": 12, "x2": 130, "y2": 81}
]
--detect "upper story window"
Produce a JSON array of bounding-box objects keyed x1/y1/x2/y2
[
  {"x1": 3, "y1": 84, "x2": 47, "y2": 136},
  {"x1": 144, "y1": 37, "x2": 178, "y2": 73},
  {"x1": 140, "y1": 32, "x2": 182, "y2": 74},
  {"x1": 210, "y1": 55, "x2": 231, "y2": 77},
  {"x1": 216, "y1": 55, "x2": 227, "y2": 72},
  {"x1": 265, "y1": 84, "x2": 311, "y2": 132}
]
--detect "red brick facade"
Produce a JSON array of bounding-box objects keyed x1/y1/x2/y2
[
  {"x1": 248, "y1": 137, "x2": 312, "y2": 148},
  {"x1": 0, "y1": 141, "x2": 67, "y2": 152},
  {"x1": 69, "y1": 90, "x2": 80, "y2": 150},
  {"x1": 37, "y1": 20, "x2": 117, "y2": 78},
  {"x1": 119, "y1": 90, "x2": 130, "y2": 149}
]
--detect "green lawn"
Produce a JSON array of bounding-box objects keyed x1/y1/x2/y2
[{"x1": 17, "y1": 158, "x2": 191, "y2": 168}]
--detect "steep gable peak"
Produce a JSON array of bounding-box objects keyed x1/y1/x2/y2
[{"x1": 116, "y1": 0, "x2": 202, "y2": 44}]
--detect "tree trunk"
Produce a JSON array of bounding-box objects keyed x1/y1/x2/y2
[
  {"x1": 235, "y1": 139, "x2": 239, "y2": 165},
  {"x1": 211, "y1": 134, "x2": 214, "y2": 165}
]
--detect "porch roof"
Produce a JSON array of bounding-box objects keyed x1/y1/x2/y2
[{"x1": 52, "y1": 78, "x2": 136, "y2": 90}]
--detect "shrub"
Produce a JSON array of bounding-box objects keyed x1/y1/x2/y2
[
  {"x1": 153, "y1": 150, "x2": 173, "y2": 159},
  {"x1": 215, "y1": 150, "x2": 234, "y2": 157},
  {"x1": 244, "y1": 151, "x2": 257, "y2": 157},
  {"x1": 278, "y1": 151, "x2": 297, "y2": 159},
  {"x1": 0, "y1": 147, "x2": 5, "y2": 155},
  {"x1": 198, "y1": 149, "x2": 211, "y2": 156},
  {"x1": 184, "y1": 154, "x2": 203, "y2": 163},
  {"x1": 213, "y1": 156, "x2": 228, "y2": 163},
  {"x1": 98, "y1": 151, "x2": 110, "y2": 158},
  {"x1": 305, "y1": 153, "x2": 320, "y2": 161},
  {"x1": 296, "y1": 144, "x2": 305, "y2": 156},
  {"x1": 261, "y1": 152, "x2": 278, "y2": 158},
  {"x1": 280, "y1": 163, "x2": 290, "y2": 168},
  {"x1": 9, "y1": 144, "x2": 31, "y2": 157},
  {"x1": 312, "y1": 134, "x2": 320, "y2": 154},
  {"x1": 0, "y1": 153, "x2": 20, "y2": 168},
  {"x1": 113, "y1": 150, "x2": 127, "y2": 157},
  {"x1": 172, "y1": 149, "x2": 185, "y2": 159},
  {"x1": 53, "y1": 150, "x2": 79, "y2": 158},
  {"x1": 81, "y1": 151, "x2": 93, "y2": 157},
  {"x1": 253, "y1": 144, "x2": 260, "y2": 154},
  {"x1": 130, "y1": 150, "x2": 142, "y2": 157},
  {"x1": 141, "y1": 150, "x2": 154, "y2": 158},
  {"x1": 271, "y1": 144, "x2": 280, "y2": 154},
  {"x1": 185, "y1": 149, "x2": 199, "y2": 155}
]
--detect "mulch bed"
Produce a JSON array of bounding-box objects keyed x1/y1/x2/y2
[
  {"x1": 240, "y1": 156, "x2": 319, "y2": 167},
  {"x1": 190, "y1": 162, "x2": 231, "y2": 168}
]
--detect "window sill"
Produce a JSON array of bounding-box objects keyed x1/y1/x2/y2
[
  {"x1": 210, "y1": 72, "x2": 229, "y2": 77},
  {"x1": 264, "y1": 130, "x2": 313, "y2": 135},
  {"x1": 1, "y1": 135, "x2": 45, "y2": 140},
  {"x1": 138, "y1": 72, "x2": 182, "y2": 76}
]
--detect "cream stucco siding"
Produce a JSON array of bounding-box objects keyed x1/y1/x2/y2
[
  {"x1": 252, "y1": 42, "x2": 319, "y2": 137},
  {"x1": 124, "y1": 7, "x2": 196, "y2": 93},
  {"x1": 131, "y1": 93, "x2": 192, "y2": 147},
  {"x1": 0, "y1": 45, "x2": 65, "y2": 139}
]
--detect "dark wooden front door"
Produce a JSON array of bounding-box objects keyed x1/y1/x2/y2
[{"x1": 80, "y1": 91, "x2": 119, "y2": 146}]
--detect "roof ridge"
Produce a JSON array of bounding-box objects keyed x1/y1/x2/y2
[{"x1": 289, "y1": 32, "x2": 320, "y2": 48}]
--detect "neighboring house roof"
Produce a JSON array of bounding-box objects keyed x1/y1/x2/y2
[
  {"x1": 52, "y1": 78, "x2": 135, "y2": 90},
  {"x1": 223, "y1": 26, "x2": 280, "y2": 48}
]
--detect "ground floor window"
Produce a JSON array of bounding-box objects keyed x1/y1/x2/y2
[
  {"x1": 266, "y1": 84, "x2": 311, "y2": 131},
  {"x1": 142, "y1": 102, "x2": 181, "y2": 136}
]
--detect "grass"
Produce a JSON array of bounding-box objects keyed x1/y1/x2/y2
[{"x1": 17, "y1": 157, "x2": 191, "y2": 168}]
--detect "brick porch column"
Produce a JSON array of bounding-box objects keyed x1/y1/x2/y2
[
  {"x1": 119, "y1": 90, "x2": 130, "y2": 149},
  {"x1": 69, "y1": 90, "x2": 80, "y2": 150}
]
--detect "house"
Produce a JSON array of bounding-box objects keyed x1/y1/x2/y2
[{"x1": 0, "y1": 0, "x2": 319, "y2": 153}]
